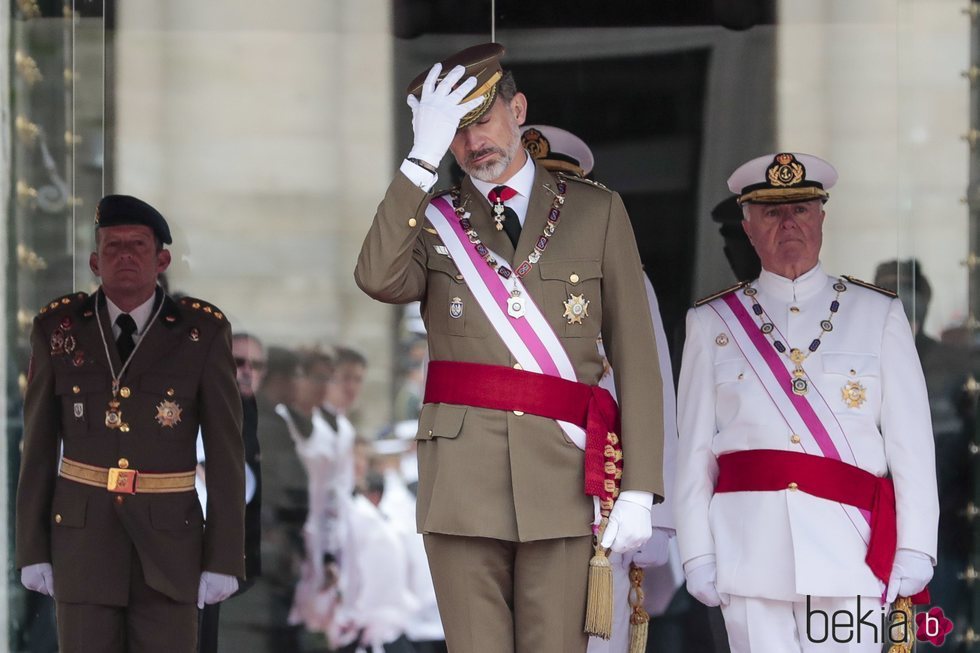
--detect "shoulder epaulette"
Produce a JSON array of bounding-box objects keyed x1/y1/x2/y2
[
  {"x1": 179, "y1": 296, "x2": 228, "y2": 322},
  {"x1": 694, "y1": 280, "x2": 750, "y2": 307},
  {"x1": 842, "y1": 275, "x2": 897, "y2": 298},
  {"x1": 558, "y1": 172, "x2": 611, "y2": 192},
  {"x1": 38, "y1": 292, "x2": 87, "y2": 315}
]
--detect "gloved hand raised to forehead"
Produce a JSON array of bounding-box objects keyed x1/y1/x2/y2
[{"x1": 406, "y1": 63, "x2": 486, "y2": 170}]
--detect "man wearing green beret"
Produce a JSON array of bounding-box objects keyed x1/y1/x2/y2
[
  {"x1": 356, "y1": 44, "x2": 666, "y2": 652},
  {"x1": 16, "y1": 195, "x2": 245, "y2": 652}
]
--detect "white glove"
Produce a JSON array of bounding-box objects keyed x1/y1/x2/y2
[
  {"x1": 886, "y1": 549, "x2": 933, "y2": 603},
  {"x1": 406, "y1": 63, "x2": 485, "y2": 168},
  {"x1": 684, "y1": 555, "x2": 725, "y2": 607},
  {"x1": 600, "y1": 490, "x2": 653, "y2": 554},
  {"x1": 197, "y1": 571, "x2": 239, "y2": 608},
  {"x1": 625, "y1": 527, "x2": 673, "y2": 569},
  {"x1": 21, "y1": 562, "x2": 54, "y2": 597}
]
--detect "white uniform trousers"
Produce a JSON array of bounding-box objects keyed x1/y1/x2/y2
[{"x1": 721, "y1": 595, "x2": 893, "y2": 653}]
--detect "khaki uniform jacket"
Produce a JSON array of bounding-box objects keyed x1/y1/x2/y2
[
  {"x1": 16, "y1": 289, "x2": 245, "y2": 606},
  {"x1": 355, "y1": 166, "x2": 665, "y2": 542}
]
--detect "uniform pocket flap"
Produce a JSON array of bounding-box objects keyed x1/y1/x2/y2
[
  {"x1": 821, "y1": 352, "x2": 879, "y2": 377},
  {"x1": 714, "y1": 359, "x2": 747, "y2": 383},
  {"x1": 55, "y1": 373, "x2": 103, "y2": 396},
  {"x1": 428, "y1": 404, "x2": 467, "y2": 439},
  {"x1": 140, "y1": 374, "x2": 191, "y2": 398},
  {"x1": 425, "y1": 252, "x2": 461, "y2": 277},
  {"x1": 150, "y1": 498, "x2": 198, "y2": 531},
  {"x1": 538, "y1": 259, "x2": 602, "y2": 283},
  {"x1": 52, "y1": 492, "x2": 87, "y2": 528}
]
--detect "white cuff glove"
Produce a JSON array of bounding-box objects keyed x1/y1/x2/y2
[
  {"x1": 625, "y1": 527, "x2": 673, "y2": 569},
  {"x1": 197, "y1": 571, "x2": 239, "y2": 609},
  {"x1": 600, "y1": 490, "x2": 653, "y2": 554},
  {"x1": 21, "y1": 562, "x2": 54, "y2": 597},
  {"x1": 406, "y1": 63, "x2": 485, "y2": 168},
  {"x1": 684, "y1": 555, "x2": 726, "y2": 607},
  {"x1": 886, "y1": 549, "x2": 933, "y2": 603}
]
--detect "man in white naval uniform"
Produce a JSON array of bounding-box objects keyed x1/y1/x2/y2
[{"x1": 675, "y1": 152, "x2": 939, "y2": 652}]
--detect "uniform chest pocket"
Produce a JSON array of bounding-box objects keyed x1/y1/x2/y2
[
  {"x1": 537, "y1": 259, "x2": 603, "y2": 338},
  {"x1": 424, "y1": 255, "x2": 487, "y2": 338},
  {"x1": 714, "y1": 359, "x2": 749, "y2": 385},
  {"x1": 820, "y1": 352, "x2": 879, "y2": 412},
  {"x1": 55, "y1": 373, "x2": 105, "y2": 437},
  {"x1": 139, "y1": 375, "x2": 196, "y2": 438}
]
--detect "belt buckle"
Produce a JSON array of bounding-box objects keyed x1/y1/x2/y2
[{"x1": 107, "y1": 467, "x2": 138, "y2": 494}]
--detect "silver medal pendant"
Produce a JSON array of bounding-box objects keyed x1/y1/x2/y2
[{"x1": 507, "y1": 290, "x2": 526, "y2": 319}]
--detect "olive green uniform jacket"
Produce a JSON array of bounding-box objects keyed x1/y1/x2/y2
[{"x1": 355, "y1": 166, "x2": 665, "y2": 542}]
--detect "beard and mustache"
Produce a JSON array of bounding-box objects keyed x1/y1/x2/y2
[{"x1": 457, "y1": 120, "x2": 523, "y2": 183}]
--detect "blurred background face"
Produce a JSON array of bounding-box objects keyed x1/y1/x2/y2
[
  {"x1": 296, "y1": 359, "x2": 333, "y2": 413},
  {"x1": 232, "y1": 336, "x2": 267, "y2": 397},
  {"x1": 327, "y1": 362, "x2": 366, "y2": 413}
]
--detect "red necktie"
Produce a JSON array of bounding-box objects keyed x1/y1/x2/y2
[{"x1": 488, "y1": 185, "x2": 521, "y2": 248}]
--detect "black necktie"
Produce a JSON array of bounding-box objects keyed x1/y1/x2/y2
[
  {"x1": 490, "y1": 185, "x2": 522, "y2": 248},
  {"x1": 116, "y1": 313, "x2": 138, "y2": 362}
]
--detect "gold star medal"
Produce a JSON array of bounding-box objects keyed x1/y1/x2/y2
[
  {"x1": 841, "y1": 380, "x2": 867, "y2": 409},
  {"x1": 563, "y1": 293, "x2": 590, "y2": 325},
  {"x1": 155, "y1": 400, "x2": 183, "y2": 427}
]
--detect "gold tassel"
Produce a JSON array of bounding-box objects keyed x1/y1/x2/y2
[
  {"x1": 628, "y1": 564, "x2": 650, "y2": 653},
  {"x1": 887, "y1": 597, "x2": 914, "y2": 653},
  {"x1": 584, "y1": 521, "x2": 614, "y2": 639}
]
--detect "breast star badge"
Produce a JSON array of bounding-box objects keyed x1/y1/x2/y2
[
  {"x1": 841, "y1": 380, "x2": 867, "y2": 409},
  {"x1": 155, "y1": 400, "x2": 183, "y2": 427},
  {"x1": 563, "y1": 293, "x2": 590, "y2": 325}
]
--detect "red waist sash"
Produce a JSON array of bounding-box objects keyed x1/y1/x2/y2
[
  {"x1": 716, "y1": 449, "x2": 929, "y2": 604},
  {"x1": 423, "y1": 360, "x2": 619, "y2": 498}
]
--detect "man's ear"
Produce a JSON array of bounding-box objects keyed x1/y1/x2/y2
[
  {"x1": 89, "y1": 252, "x2": 100, "y2": 277},
  {"x1": 157, "y1": 249, "x2": 172, "y2": 275},
  {"x1": 511, "y1": 92, "x2": 528, "y2": 126}
]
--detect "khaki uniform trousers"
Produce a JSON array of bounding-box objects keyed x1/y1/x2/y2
[{"x1": 424, "y1": 533, "x2": 593, "y2": 653}]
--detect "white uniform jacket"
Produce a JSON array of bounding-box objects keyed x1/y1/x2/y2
[{"x1": 675, "y1": 263, "x2": 938, "y2": 600}]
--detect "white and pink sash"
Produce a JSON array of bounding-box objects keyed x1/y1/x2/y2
[
  {"x1": 424, "y1": 195, "x2": 587, "y2": 450},
  {"x1": 709, "y1": 289, "x2": 872, "y2": 543}
]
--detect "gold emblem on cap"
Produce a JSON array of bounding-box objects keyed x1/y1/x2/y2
[
  {"x1": 842, "y1": 380, "x2": 867, "y2": 409},
  {"x1": 522, "y1": 128, "x2": 550, "y2": 160},
  {"x1": 155, "y1": 399, "x2": 183, "y2": 427},
  {"x1": 766, "y1": 153, "x2": 806, "y2": 188},
  {"x1": 563, "y1": 293, "x2": 590, "y2": 325}
]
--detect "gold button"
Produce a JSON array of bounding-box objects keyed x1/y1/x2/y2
[
  {"x1": 120, "y1": 387, "x2": 131, "y2": 398},
  {"x1": 72, "y1": 385, "x2": 80, "y2": 394},
  {"x1": 455, "y1": 274, "x2": 464, "y2": 281},
  {"x1": 788, "y1": 482, "x2": 798, "y2": 491},
  {"x1": 513, "y1": 410, "x2": 524, "y2": 416},
  {"x1": 120, "y1": 424, "x2": 130, "y2": 433},
  {"x1": 790, "y1": 434, "x2": 801, "y2": 444},
  {"x1": 790, "y1": 306, "x2": 800, "y2": 313},
  {"x1": 54, "y1": 514, "x2": 62, "y2": 524},
  {"x1": 513, "y1": 363, "x2": 523, "y2": 370},
  {"x1": 408, "y1": 218, "x2": 418, "y2": 228},
  {"x1": 849, "y1": 369, "x2": 856, "y2": 376},
  {"x1": 118, "y1": 458, "x2": 129, "y2": 469},
  {"x1": 737, "y1": 373, "x2": 744, "y2": 380},
  {"x1": 569, "y1": 273, "x2": 580, "y2": 284},
  {"x1": 115, "y1": 495, "x2": 125, "y2": 505},
  {"x1": 427, "y1": 429, "x2": 433, "y2": 437},
  {"x1": 166, "y1": 388, "x2": 175, "y2": 397}
]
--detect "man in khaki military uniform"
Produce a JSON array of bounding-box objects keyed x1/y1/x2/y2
[
  {"x1": 355, "y1": 44, "x2": 665, "y2": 653},
  {"x1": 16, "y1": 195, "x2": 245, "y2": 652}
]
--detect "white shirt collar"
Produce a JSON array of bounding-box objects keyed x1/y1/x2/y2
[
  {"x1": 105, "y1": 289, "x2": 157, "y2": 336},
  {"x1": 756, "y1": 262, "x2": 828, "y2": 303},
  {"x1": 470, "y1": 151, "x2": 536, "y2": 206}
]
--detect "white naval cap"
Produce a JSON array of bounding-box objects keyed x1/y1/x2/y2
[
  {"x1": 521, "y1": 124, "x2": 595, "y2": 177},
  {"x1": 727, "y1": 152, "x2": 838, "y2": 205}
]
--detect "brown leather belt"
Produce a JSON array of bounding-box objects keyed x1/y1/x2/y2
[{"x1": 59, "y1": 457, "x2": 196, "y2": 494}]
